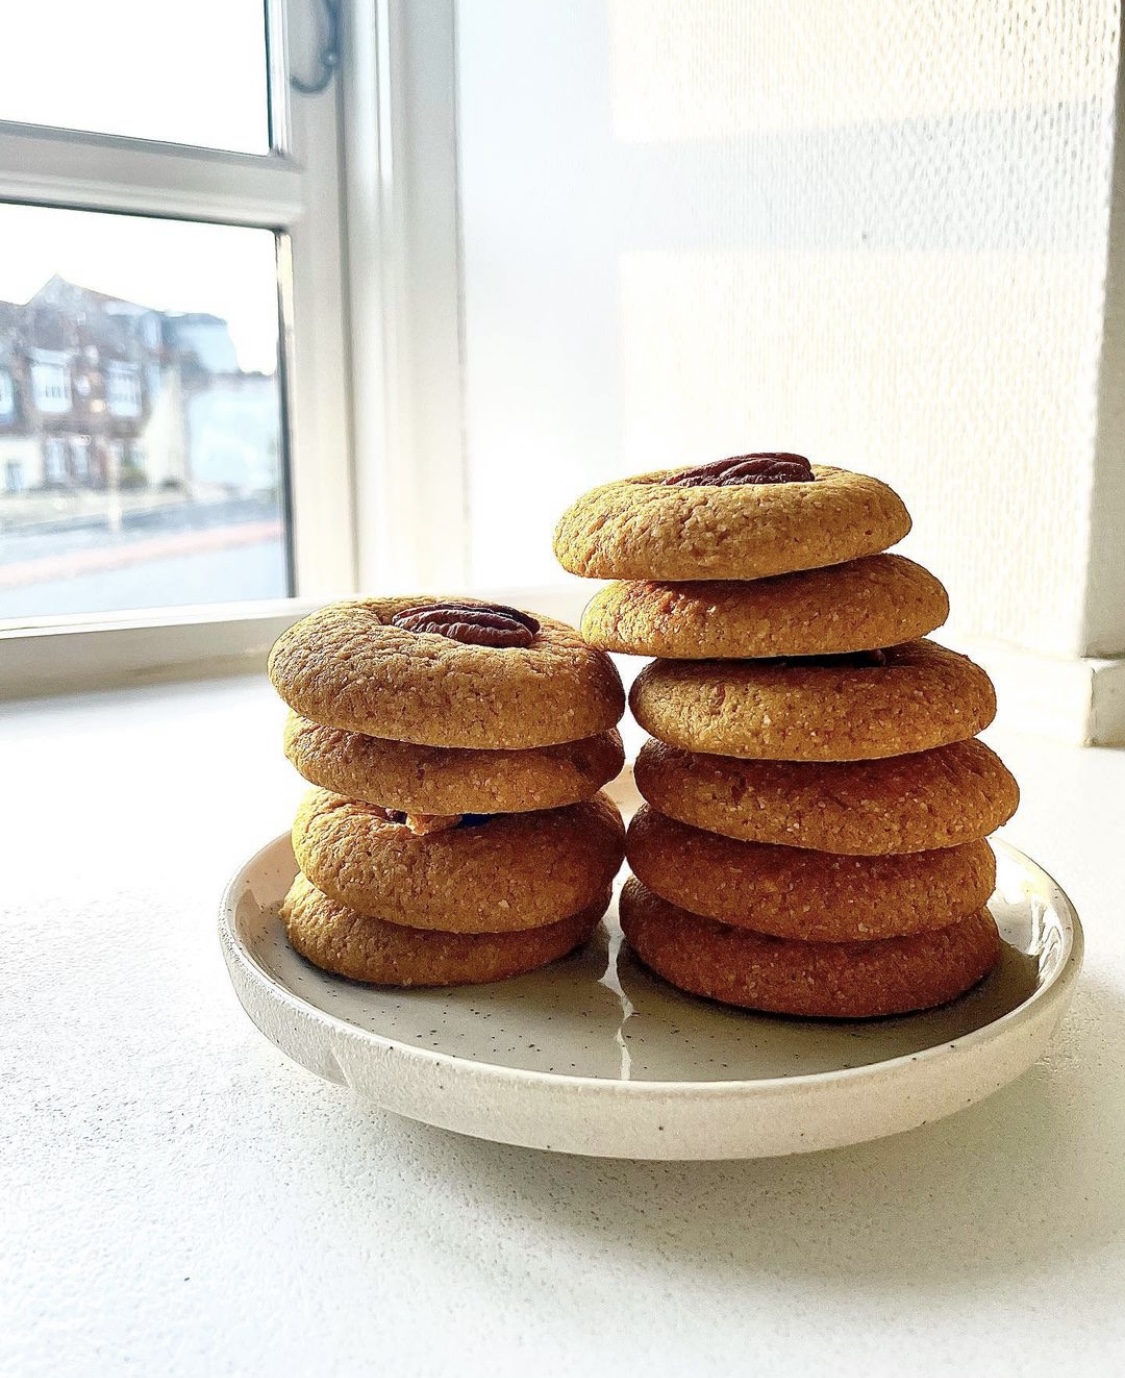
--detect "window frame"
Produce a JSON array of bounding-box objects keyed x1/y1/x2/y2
[
  {"x1": 341, "y1": 0, "x2": 469, "y2": 596},
  {"x1": 105, "y1": 361, "x2": 142, "y2": 417},
  {"x1": 0, "y1": 0, "x2": 360, "y2": 694},
  {"x1": 30, "y1": 353, "x2": 72, "y2": 412}
]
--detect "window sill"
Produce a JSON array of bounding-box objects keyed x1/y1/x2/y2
[{"x1": 0, "y1": 599, "x2": 326, "y2": 699}]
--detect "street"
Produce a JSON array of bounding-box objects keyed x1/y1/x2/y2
[{"x1": 0, "y1": 496, "x2": 288, "y2": 620}]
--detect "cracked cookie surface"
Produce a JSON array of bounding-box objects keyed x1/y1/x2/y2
[
  {"x1": 284, "y1": 713, "x2": 625, "y2": 814},
  {"x1": 581, "y1": 555, "x2": 947, "y2": 659},
  {"x1": 633, "y1": 736, "x2": 1018, "y2": 854},
  {"x1": 620, "y1": 878, "x2": 1001, "y2": 1018},
  {"x1": 554, "y1": 464, "x2": 911, "y2": 581},
  {"x1": 292, "y1": 787, "x2": 625, "y2": 932},
  {"x1": 626, "y1": 805, "x2": 995, "y2": 941},
  {"x1": 282, "y1": 873, "x2": 609, "y2": 986},
  {"x1": 630, "y1": 639, "x2": 996, "y2": 761},
  {"x1": 269, "y1": 595, "x2": 625, "y2": 749}
]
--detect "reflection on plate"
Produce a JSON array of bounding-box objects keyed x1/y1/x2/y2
[{"x1": 219, "y1": 836, "x2": 1081, "y2": 1160}]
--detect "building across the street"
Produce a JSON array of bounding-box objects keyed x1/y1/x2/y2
[{"x1": 0, "y1": 276, "x2": 280, "y2": 505}]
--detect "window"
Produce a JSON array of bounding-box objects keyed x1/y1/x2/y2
[
  {"x1": 0, "y1": 0, "x2": 354, "y2": 659},
  {"x1": 1, "y1": 4, "x2": 565, "y2": 697},
  {"x1": 43, "y1": 437, "x2": 68, "y2": 485},
  {"x1": 104, "y1": 362, "x2": 142, "y2": 418},
  {"x1": 31, "y1": 357, "x2": 71, "y2": 413},
  {"x1": 0, "y1": 2, "x2": 270, "y2": 153},
  {"x1": 69, "y1": 437, "x2": 91, "y2": 483}
]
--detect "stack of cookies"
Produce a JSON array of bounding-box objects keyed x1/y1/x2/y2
[
  {"x1": 267, "y1": 597, "x2": 627, "y2": 987},
  {"x1": 556, "y1": 453, "x2": 1019, "y2": 1019}
]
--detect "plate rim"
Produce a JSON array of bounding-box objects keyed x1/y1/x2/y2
[{"x1": 219, "y1": 832, "x2": 1084, "y2": 1097}]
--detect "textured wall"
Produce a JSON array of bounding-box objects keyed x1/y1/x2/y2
[{"x1": 457, "y1": 0, "x2": 1122, "y2": 657}]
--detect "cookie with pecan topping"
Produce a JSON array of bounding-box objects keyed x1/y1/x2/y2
[
  {"x1": 269, "y1": 596, "x2": 625, "y2": 749},
  {"x1": 284, "y1": 713, "x2": 624, "y2": 815},
  {"x1": 390, "y1": 600, "x2": 540, "y2": 647},
  {"x1": 620, "y1": 878, "x2": 1001, "y2": 1019},
  {"x1": 630, "y1": 639, "x2": 996, "y2": 762},
  {"x1": 554, "y1": 463, "x2": 910, "y2": 581},
  {"x1": 292, "y1": 787, "x2": 625, "y2": 933},
  {"x1": 626, "y1": 805, "x2": 995, "y2": 941},
  {"x1": 282, "y1": 872, "x2": 609, "y2": 987},
  {"x1": 633, "y1": 736, "x2": 1019, "y2": 855},
  {"x1": 580, "y1": 555, "x2": 948, "y2": 659}
]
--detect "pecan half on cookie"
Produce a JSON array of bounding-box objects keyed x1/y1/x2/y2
[
  {"x1": 269, "y1": 598, "x2": 624, "y2": 748},
  {"x1": 663, "y1": 453, "x2": 815, "y2": 487},
  {"x1": 391, "y1": 601, "x2": 539, "y2": 647}
]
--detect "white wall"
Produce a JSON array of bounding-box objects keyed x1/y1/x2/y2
[{"x1": 456, "y1": 0, "x2": 1124, "y2": 663}]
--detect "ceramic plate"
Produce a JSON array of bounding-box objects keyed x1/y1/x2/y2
[{"x1": 219, "y1": 836, "x2": 1082, "y2": 1159}]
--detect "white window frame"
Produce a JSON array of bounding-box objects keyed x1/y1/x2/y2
[
  {"x1": 0, "y1": 369, "x2": 14, "y2": 414},
  {"x1": 105, "y1": 361, "x2": 141, "y2": 417},
  {"x1": 31, "y1": 353, "x2": 72, "y2": 412},
  {"x1": 0, "y1": 0, "x2": 361, "y2": 695},
  {"x1": 341, "y1": 0, "x2": 469, "y2": 597}
]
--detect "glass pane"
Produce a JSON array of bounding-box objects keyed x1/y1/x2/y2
[
  {"x1": 0, "y1": 1, "x2": 269, "y2": 153},
  {"x1": 0, "y1": 204, "x2": 288, "y2": 621}
]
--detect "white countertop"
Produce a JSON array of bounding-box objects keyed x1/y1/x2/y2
[{"x1": 3, "y1": 676, "x2": 1124, "y2": 1377}]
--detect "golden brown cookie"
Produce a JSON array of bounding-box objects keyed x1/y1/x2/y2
[
  {"x1": 292, "y1": 787, "x2": 625, "y2": 933},
  {"x1": 634, "y1": 737, "x2": 1018, "y2": 855},
  {"x1": 269, "y1": 596, "x2": 625, "y2": 749},
  {"x1": 282, "y1": 873, "x2": 608, "y2": 987},
  {"x1": 626, "y1": 805, "x2": 995, "y2": 941},
  {"x1": 630, "y1": 640, "x2": 995, "y2": 761},
  {"x1": 580, "y1": 555, "x2": 948, "y2": 659},
  {"x1": 620, "y1": 878, "x2": 1002, "y2": 1018},
  {"x1": 554, "y1": 462, "x2": 911, "y2": 581},
  {"x1": 284, "y1": 713, "x2": 624, "y2": 814}
]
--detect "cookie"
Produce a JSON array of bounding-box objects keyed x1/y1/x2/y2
[
  {"x1": 269, "y1": 596, "x2": 625, "y2": 749},
  {"x1": 626, "y1": 806, "x2": 995, "y2": 941},
  {"x1": 554, "y1": 462, "x2": 911, "y2": 581},
  {"x1": 292, "y1": 787, "x2": 625, "y2": 932},
  {"x1": 580, "y1": 555, "x2": 948, "y2": 659},
  {"x1": 630, "y1": 640, "x2": 995, "y2": 761},
  {"x1": 620, "y1": 878, "x2": 1002, "y2": 1018},
  {"x1": 282, "y1": 873, "x2": 608, "y2": 987},
  {"x1": 634, "y1": 737, "x2": 1019, "y2": 855},
  {"x1": 284, "y1": 714, "x2": 624, "y2": 814}
]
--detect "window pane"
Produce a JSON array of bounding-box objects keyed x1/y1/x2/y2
[
  {"x1": 0, "y1": 1, "x2": 269, "y2": 153},
  {"x1": 0, "y1": 205, "x2": 289, "y2": 621}
]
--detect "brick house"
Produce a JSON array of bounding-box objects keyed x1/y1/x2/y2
[
  {"x1": 0, "y1": 277, "x2": 161, "y2": 495},
  {"x1": 0, "y1": 277, "x2": 277, "y2": 501}
]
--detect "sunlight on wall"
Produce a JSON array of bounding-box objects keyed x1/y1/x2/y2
[
  {"x1": 609, "y1": 0, "x2": 1113, "y2": 139},
  {"x1": 618, "y1": 248, "x2": 1098, "y2": 655}
]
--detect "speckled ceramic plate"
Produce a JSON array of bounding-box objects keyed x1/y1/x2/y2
[{"x1": 219, "y1": 835, "x2": 1081, "y2": 1159}]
